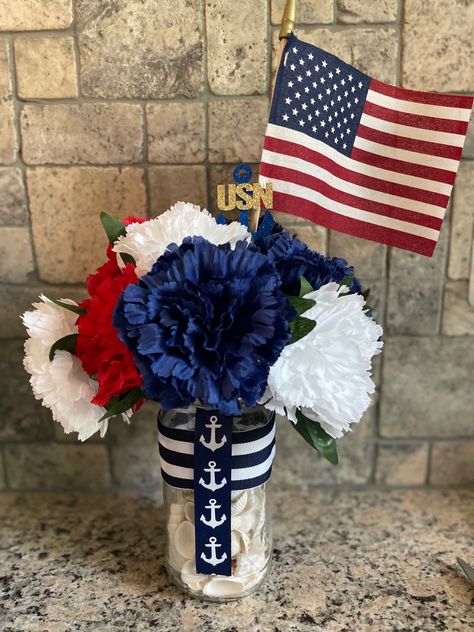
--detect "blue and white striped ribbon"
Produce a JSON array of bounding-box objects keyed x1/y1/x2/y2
[{"x1": 157, "y1": 413, "x2": 276, "y2": 491}]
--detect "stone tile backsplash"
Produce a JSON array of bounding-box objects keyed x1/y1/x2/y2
[
  {"x1": 27, "y1": 167, "x2": 147, "y2": 283},
  {"x1": 0, "y1": 0, "x2": 473, "y2": 490}
]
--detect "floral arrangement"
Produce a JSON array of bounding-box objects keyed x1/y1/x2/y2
[{"x1": 23, "y1": 202, "x2": 382, "y2": 462}]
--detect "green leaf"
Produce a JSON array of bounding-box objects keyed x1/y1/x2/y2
[
  {"x1": 99, "y1": 387, "x2": 144, "y2": 422},
  {"x1": 294, "y1": 410, "x2": 339, "y2": 465},
  {"x1": 289, "y1": 316, "x2": 316, "y2": 344},
  {"x1": 120, "y1": 252, "x2": 136, "y2": 265},
  {"x1": 49, "y1": 333, "x2": 78, "y2": 361},
  {"x1": 361, "y1": 288, "x2": 373, "y2": 314},
  {"x1": 299, "y1": 276, "x2": 313, "y2": 297},
  {"x1": 50, "y1": 298, "x2": 86, "y2": 316},
  {"x1": 100, "y1": 212, "x2": 126, "y2": 244},
  {"x1": 339, "y1": 274, "x2": 354, "y2": 288},
  {"x1": 286, "y1": 295, "x2": 316, "y2": 317}
]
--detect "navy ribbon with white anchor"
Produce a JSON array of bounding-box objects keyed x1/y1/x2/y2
[{"x1": 157, "y1": 409, "x2": 276, "y2": 576}]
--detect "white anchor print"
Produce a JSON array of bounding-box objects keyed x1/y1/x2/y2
[
  {"x1": 199, "y1": 415, "x2": 227, "y2": 452},
  {"x1": 200, "y1": 536, "x2": 227, "y2": 567},
  {"x1": 198, "y1": 461, "x2": 227, "y2": 492},
  {"x1": 200, "y1": 498, "x2": 227, "y2": 529}
]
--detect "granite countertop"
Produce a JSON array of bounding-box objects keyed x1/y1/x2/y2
[{"x1": 1, "y1": 489, "x2": 473, "y2": 632}]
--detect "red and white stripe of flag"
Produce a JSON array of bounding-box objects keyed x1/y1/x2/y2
[{"x1": 260, "y1": 80, "x2": 473, "y2": 256}]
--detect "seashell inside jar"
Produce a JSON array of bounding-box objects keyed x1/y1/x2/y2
[
  {"x1": 164, "y1": 483, "x2": 271, "y2": 600},
  {"x1": 159, "y1": 403, "x2": 274, "y2": 601}
]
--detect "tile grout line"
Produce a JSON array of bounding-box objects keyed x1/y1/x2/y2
[
  {"x1": 263, "y1": 0, "x2": 273, "y2": 190},
  {"x1": 12, "y1": 86, "x2": 474, "y2": 105},
  {"x1": 6, "y1": 35, "x2": 42, "y2": 286},
  {"x1": 372, "y1": 442, "x2": 380, "y2": 485},
  {"x1": 373, "y1": 0, "x2": 403, "y2": 455},
  {"x1": 426, "y1": 441, "x2": 434, "y2": 486},
  {"x1": 325, "y1": 7, "x2": 334, "y2": 258},
  {"x1": 0, "y1": 445, "x2": 10, "y2": 490},
  {"x1": 270, "y1": 20, "x2": 399, "y2": 30},
  {"x1": 396, "y1": 0, "x2": 404, "y2": 87},
  {"x1": 0, "y1": 28, "x2": 75, "y2": 41},
  {"x1": 98, "y1": 3, "x2": 120, "y2": 489},
  {"x1": 203, "y1": 1, "x2": 212, "y2": 211},
  {"x1": 15, "y1": 94, "x2": 276, "y2": 105},
  {"x1": 439, "y1": 210, "x2": 452, "y2": 335},
  {"x1": 70, "y1": 0, "x2": 82, "y2": 99},
  {"x1": 143, "y1": 108, "x2": 153, "y2": 218},
  {"x1": 371, "y1": 0, "x2": 403, "y2": 478}
]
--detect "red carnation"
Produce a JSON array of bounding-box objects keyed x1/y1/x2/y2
[
  {"x1": 76, "y1": 250, "x2": 142, "y2": 406},
  {"x1": 124, "y1": 215, "x2": 148, "y2": 225}
]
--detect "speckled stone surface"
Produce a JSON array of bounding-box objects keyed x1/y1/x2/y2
[{"x1": 0, "y1": 490, "x2": 473, "y2": 631}]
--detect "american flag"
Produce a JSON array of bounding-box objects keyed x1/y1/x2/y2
[{"x1": 259, "y1": 34, "x2": 473, "y2": 257}]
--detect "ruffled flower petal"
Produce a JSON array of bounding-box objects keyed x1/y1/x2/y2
[
  {"x1": 262, "y1": 282, "x2": 383, "y2": 438},
  {"x1": 114, "y1": 237, "x2": 294, "y2": 415},
  {"x1": 22, "y1": 295, "x2": 108, "y2": 441},
  {"x1": 254, "y1": 228, "x2": 362, "y2": 295},
  {"x1": 113, "y1": 202, "x2": 251, "y2": 277},
  {"x1": 75, "y1": 250, "x2": 142, "y2": 406}
]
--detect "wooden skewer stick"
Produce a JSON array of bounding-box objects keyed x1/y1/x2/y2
[{"x1": 249, "y1": 0, "x2": 296, "y2": 233}]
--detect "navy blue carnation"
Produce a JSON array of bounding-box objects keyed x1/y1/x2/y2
[
  {"x1": 113, "y1": 237, "x2": 294, "y2": 415},
  {"x1": 254, "y1": 228, "x2": 362, "y2": 296}
]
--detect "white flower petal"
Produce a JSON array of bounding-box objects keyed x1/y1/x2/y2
[
  {"x1": 263, "y1": 282, "x2": 383, "y2": 439},
  {"x1": 22, "y1": 296, "x2": 109, "y2": 441},
  {"x1": 113, "y1": 201, "x2": 251, "y2": 276}
]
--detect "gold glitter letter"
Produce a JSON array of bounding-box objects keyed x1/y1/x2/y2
[
  {"x1": 254, "y1": 183, "x2": 273, "y2": 210},
  {"x1": 217, "y1": 184, "x2": 236, "y2": 211},
  {"x1": 235, "y1": 184, "x2": 254, "y2": 211}
]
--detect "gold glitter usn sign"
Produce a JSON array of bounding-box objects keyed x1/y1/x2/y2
[
  {"x1": 216, "y1": 182, "x2": 273, "y2": 212},
  {"x1": 217, "y1": 182, "x2": 273, "y2": 211}
]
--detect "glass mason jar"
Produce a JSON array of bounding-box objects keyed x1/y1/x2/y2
[{"x1": 158, "y1": 404, "x2": 273, "y2": 601}]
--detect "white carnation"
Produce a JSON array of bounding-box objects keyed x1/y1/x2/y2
[
  {"x1": 23, "y1": 295, "x2": 109, "y2": 441},
  {"x1": 113, "y1": 201, "x2": 251, "y2": 276},
  {"x1": 263, "y1": 283, "x2": 383, "y2": 439}
]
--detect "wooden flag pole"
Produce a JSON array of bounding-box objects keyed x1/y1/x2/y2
[{"x1": 249, "y1": 0, "x2": 296, "y2": 233}]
